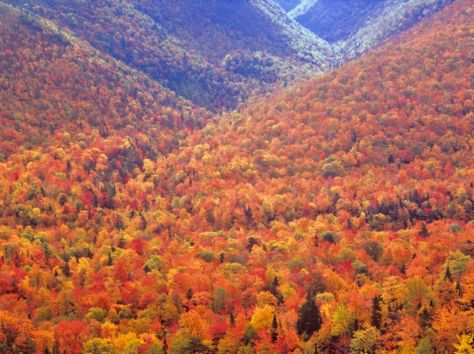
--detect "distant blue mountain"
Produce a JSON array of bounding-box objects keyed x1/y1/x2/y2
[
  {"x1": 295, "y1": 0, "x2": 387, "y2": 43},
  {"x1": 275, "y1": 0, "x2": 301, "y2": 11},
  {"x1": 3, "y1": 0, "x2": 454, "y2": 110},
  {"x1": 2, "y1": 0, "x2": 331, "y2": 111},
  {"x1": 287, "y1": 0, "x2": 454, "y2": 62}
]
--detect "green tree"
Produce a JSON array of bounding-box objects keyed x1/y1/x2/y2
[
  {"x1": 371, "y1": 296, "x2": 382, "y2": 329},
  {"x1": 243, "y1": 325, "x2": 259, "y2": 345},
  {"x1": 83, "y1": 338, "x2": 114, "y2": 354},
  {"x1": 331, "y1": 304, "x2": 355, "y2": 337},
  {"x1": 271, "y1": 315, "x2": 278, "y2": 343},
  {"x1": 296, "y1": 291, "x2": 322, "y2": 339},
  {"x1": 350, "y1": 326, "x2": 380, "y2": 353},
  {"x1": 86, "y1": 307, "x2": 107, "y2": 322},
  {"x1": 419, "y1": 223, "x2": 429, "y2": 238},
  {"x1": 171, "y1": 335, "x2": 211, "y2": 354},
  {"x1": 443, "y1": 251, "x2": 470, "y2": 278},
  {"x1": 415, "y1": 336, "x2": 435, "y2": 354},
  {"x1": 211, "y1": 288, "x2": 226, "y2": 314}
]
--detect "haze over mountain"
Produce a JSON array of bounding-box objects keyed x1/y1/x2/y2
[
  {"x1": 0, "y1": 2, "x2": 211, "y2": 156},
  {"x1": 0, "y1": 0, "x2": 473, "y2": 353},
  {"x1": 275, "y1": 0, "x2": 302, "y2": 11},
  {"x1": 284, "y1": 0, "x2": 455, "y2": 61},
  {"x1": 3, "y1": 0, "x2": 333, "y2": 111},
  {"x1": 2, "y1": 0, "x2": 454, "y2": 112}
]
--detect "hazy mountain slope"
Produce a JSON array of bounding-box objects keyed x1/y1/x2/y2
[
  {"x1": 5, "y1": 0, "x2": 333, "y2": 111},
  {"x1": 275, "y1": 0, "x2": 301, "y2": 11},
  {"x1": 334, "y1": 0, "x2": 456, "y2": 62},
  {"x1": 292, "y1": 0, "x2": 387, "y2": 43},
  {"x1": 155, "y1": 0, "x2": 473, "y2": 239},
  {"x1": 287, "y1": 0, "x2": 319, "y2": 19},
  {"x1": 291, "y1": 0, "x2": 455, "y2": 62},
  {"x1": 0, "y1": 3, "x2": 210, "y2": 162},
  {"x1": 0, "y1": 1, "x2": 472, "y2": 353},
  {"x1": 136, "y1": 0, "x2": 331, "y2": 65},
  {"x1": 249, "y1": 0, "x2": 332, "y2": 64}
]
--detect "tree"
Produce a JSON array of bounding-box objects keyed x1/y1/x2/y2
[
  {"x1": 453, "y1": 333, "x2": 474, "y2": 354},
  {"x1": 419, "y1": 223, "x2": 429, "y2": 238},
  {"x1": 112, "y1": 333, "x2": 144, "y2": 353},
  {"x1": 271, "y1": 315, "x2": 278, "y2": 343},
  {"x1": 445, "y1": 266, "x2": 454, "y2": 282},
  {"x1": 86, "y1": 307, "x2": 107, "y2": 322},
  {"x1": 171, "y1": 334, "x2": 212, "y2": 354},
  {"x1": 362, "y1": 240, "x2": 384, "y2": 261},
  {"x1": 0, "y1": 313, "x2": 36, "y2": 353},
  {"x1": 296, "y1": 291, "x2": 322, "y2": 339},
  {"x1": 371, "y1": 296, "x2": 382, "y2": 329},
  {"x1": 55, "y1": 321, "x2": 87, "y2": 354},
  {"x1": 443, "y1": 251, "x2": 471, "y2": 278},
  {"x1": 250, "y1": 305, "x2": 275, "y2": 332},
  {"x1": 419, "y1": 308, "x2": 431, "y2": 329},
  {"x1": 83, "y1": 338, "x2": 114, "y2": 354},
  {"x1": 217, "y1": 334, "x2": 240, "y2": 354},
  {"x1": 266, "y1": 276, "x2": 284, "y2": 304},
  {"x1": 243, "y1": 325, "x2": 258, "y2": 345},
  {"x1": 415, "y1": 336, "x2": 434, "y2": 354},
  {"x1": 404, "y1": 277, "x2": 431, "y2": 314},
  {"x1": 211, "y1": 288, "x2": 227, "y2": 314},
  {"x1": 350, "y1": 326, "x2": 380, "y2": 354},
  {"x1": 331, "y1": 304, "x2": 355, "y2": 337},
  {"x1": 178, "y1": 311, "x2": 210, "y2": 340}
]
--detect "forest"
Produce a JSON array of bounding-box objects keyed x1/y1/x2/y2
[
  {"x1": 3, "y1": 0, "x2": 328, "y2": 112},
  {"x1": 0, "y1": 0, "x2": 473, "y2": 353}
]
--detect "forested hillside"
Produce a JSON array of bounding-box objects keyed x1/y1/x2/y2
[
  {"x1": 3, "y1": 0, "x2": 455, "y2": 112},
  {"x1": 275, "y1": 0, "x2": 301, "y2": 11},
  {"x1": 0, "y1": 3, "x2": 210, "y2": 155},
  {"x1": 3, "y1": 0, "x2": 332, "y2": 111},
  {"x1": 293, "y1": 0, "x2": 387, "y2": 42},
  {"x1": 0, "y1": 0, "x2": 472, "y2": 353},
  {"x1": 290, "y1": 0, "x2": 455, "y2": 62}
]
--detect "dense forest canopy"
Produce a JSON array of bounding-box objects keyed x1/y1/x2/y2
[{"x1": 0, "y1": 0, "x2": 473, "y2": 353}]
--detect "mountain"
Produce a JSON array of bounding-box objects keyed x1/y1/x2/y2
[
  {"x1": 0, "y1": 1, "x2": 472, "y2": 353},
  {"x1": 140, "y1": 2, "x2": 473, "y2": 351},
  {"x1": 153, "y1": 0, "x2": 473, "y2": 250},
  {"x1": 275, "y1": 0, "x2": 301, "y2": 11},
  {"x1": 0, "y1": 1, "x2": 211, "y2": 180},
  {"x1": 3, "y1": 0, "x2": 455, "y2": 113},
  {"x1": 3, "y1": 0, "x2": 333, "y2": 111},
  {"x1": 289, "y1": 0, "x2": 455, "y2": 61},
  {"x1": 290, "y1": 0, "x2": 387, "y2": 42}
]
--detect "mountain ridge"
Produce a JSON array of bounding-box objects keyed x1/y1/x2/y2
[
  {"x1": 0, "y1": 1, "x2": 210, "y2": 161},
  {"x1": 3, "y1": 0, "x2": 334, "y2": 112},
  {"x1": 2, "y1": 0, "x2": 455, "y2": 113},
  {"x1": 0, "y1": 0, "x2": 472, "y2": 353},
  {"x1": 283, "y1": 0, "x2": 455, "y2": 62}
]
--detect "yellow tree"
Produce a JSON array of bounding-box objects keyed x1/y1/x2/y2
[
  {"x1": 453, "y1": 334, "x2": 474, "y2": 354},
  {"x1": 178, "y1": 310, "x2": 210, "y2": 340}
]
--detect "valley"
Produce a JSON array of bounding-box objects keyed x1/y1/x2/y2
[{"x1": 0, "y1": 0, "x2": 472, "y2": 353}]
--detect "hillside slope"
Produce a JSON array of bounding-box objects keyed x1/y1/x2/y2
[
  {"x1": 275, "y1": 0, "x2": 301, "y2": 11},
  {"x1": 291, "y1": 0, "x2": 455, "y2": 62},
  {"x1": 0, "y1": 2, "x2": 211, "y2": 182},
  {"x1": 148, "y1": 2, "x2": 474, "y2": 351},
  {"x1": 4, "y1": 0, "x2": 456, "y2": 113},
  {"x1": 291, "y1": 0, "x2": 387, "y2": 42},
  {"x1": 0, "y1": 1, "x2": 472, "y2": 353},
  {"x1": 4, "y1": 0, "x2": 333, "y2": 111}
]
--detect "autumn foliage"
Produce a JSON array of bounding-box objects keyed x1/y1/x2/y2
[{"x1": 0, "y1": 1, "x2": 473, "y2": 353}]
